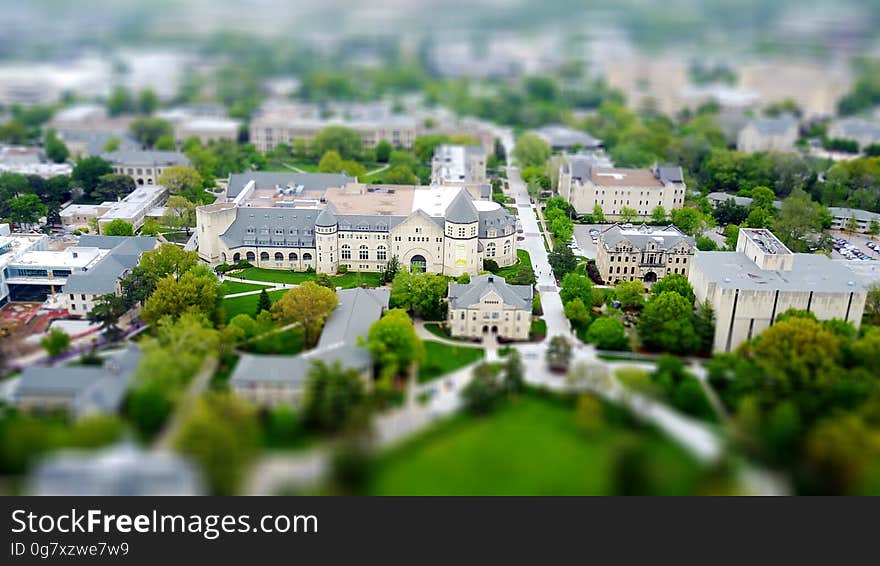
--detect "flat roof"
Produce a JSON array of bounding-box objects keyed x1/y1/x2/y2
[
  {"x1": 11, "y1": 247, "x2": 105, "y2": 269},
  {"x1": 99, "y1": 185, "x2": 167, "y2": 221},
  {"x1": 590, "y1": 168, "x2": 663, "y2": 187},
  {"x1": 741, "y1": 228, "x2": 792, "y2": 255}
]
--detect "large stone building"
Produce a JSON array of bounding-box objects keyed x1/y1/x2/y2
[
  {"x1": 736, "y1": 116, "x2": 799, "y2": 153},
  {"x1": 557, "y1": 160, "x2": 686, "y2": 220},
  {"x1": 197, "y1": 173, "x2": 518, "y2": 277},
  {"x1": 431, "y1": 144, "x2": 490, "y2": 199},
  {"x1": 102, "y1": 150, "x2": 191, "y2": 186},
  {"x1": 596, "y1": 224, "x2": 696, "y2": 287},
  {"x1": 689, "y1": 228, "x2": 867, "y2": 353},
  {"x1": 447, "y1": 274, "x2": 533, "y2": 340}
]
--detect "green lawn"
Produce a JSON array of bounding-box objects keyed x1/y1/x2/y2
[
  {"x1": 417, "y1": 341, "x2": 484, "y2": 383},
  {"x1": 233, "y1": 268, "x2": 383, "y2": 289},
  {"x1": 368, "y1": 394, "x2": 704, "y2": 495},
  {"x1": 219, "y1": 280, "x2": 272, "y2": 296},
  {"x1": 221, "y1": 289, "x2": 287, "y2": 322},
  {"x1": 494, "y1": 249, "x2": 533, "y2": 280},
  {"x1": 530, "y1": 319, "x2": 547, "y2": 339},
  {"x1": 615, "y1": 367, "x2": 665, "y2": 398}
]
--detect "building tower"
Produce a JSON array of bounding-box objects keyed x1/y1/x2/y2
[
  {"x1": 315, "y1": 205, "x2": 339, "y2": 274},
  {"x1": 443, "y1": 189, "x2": 481, "y2": 276}
]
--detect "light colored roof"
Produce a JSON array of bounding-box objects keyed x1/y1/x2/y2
[
  {"x1": 448, "y1": 274, "x2": 533, "y2": 310},
  {"x1": 828, "y1": 207, "x2": 880, "y2": 222},
  {"x1": 600, "y1": 223, "x2": 695, "y2": 252},
  {"x1": 101, "y1": 150, "x2": 190, "y2": 167},
  {"x1": 707, "y1": 191, "x2": 782, "y2": 209},
  {"x1": 226, "y1": 172, "x2": 354, "y2": 199},
  {"x1": 589, "y1": 167, "x2": 670, "y2": 187},
  {"x1": 693, "y1": 251, "x2": 865, "y2": 293},
  {"x1": 829, "y1": 118, "x2": 880, "y2": 142},
  {"x1": 62, "y1": 236, "x2": 157, "y2": 294},
  {"x1": 533, "y1": 124, "x2": 602, "y2": 149},
  {"x1": 746, "y1": 115, "x2": 798, "y2": 135}
]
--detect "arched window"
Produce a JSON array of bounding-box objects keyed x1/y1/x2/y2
[
  {"x1": 246, "y1": 251, "x2": 255, "y2": 262},
  {"x1": 289, "y1": 252, "x2": 298, "y2": 261},
  {"x1": 503, "y1": 240, "x2": 511, "y2": 256},
  {"x1": 359, "y1": 245, "x2": 369, "y2": 260},
  {"x1": 260, "y1": 252, "x2": 269, "y2": 261},
  {"x1": 221, "y1": 253, "x2": 227, "y2": 263},
  {"x1": 486, "y1": 242, "x2": 496, "y2": 257},
  {"x1": 233, "y1": 252, "x2": 240, "y2": 262},
  {"x1": 274, "y1": 252, "x2": 283, "y2": 261},
  {"x1": 341, "y1": 244, "x2": 351, "y2": 260},
  {"x1": 377, "y1": 245, "x2": 387, "y2": 261},
  {"x1": 303, "y1": 253, "x2": 312, "y2": 261}
]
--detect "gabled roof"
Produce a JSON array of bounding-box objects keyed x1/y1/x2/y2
[
  {"x1": 315, "y1": 204, "x2": 338, "y2": 227},
  {"x1": 448, "y1": 274, "x2": 533, "y2": 310},
  {"x1": 746, "y1": 115, "x2": 798, "y2": 135},
  {"x1": 444, "y1": 189, "x2": 479, "y2": 224},
  {"x1": 221, "y1": 207, "x2": 320, "y2": 249},
  {"x1": 600, "y1": 223, "x2": 695, "y2": 252},
  {"x1": 62, "y1": 236, "x2": 158, "y2": 294}
]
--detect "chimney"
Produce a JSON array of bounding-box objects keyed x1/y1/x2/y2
[{"x1": 487, "y1": 276, "x2": 494, "y2": 283}]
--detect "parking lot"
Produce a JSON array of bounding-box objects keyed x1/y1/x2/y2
[
  {"x1": 572, "y1": 224, "x2": 607, "y2": 259},
  {"x1": 829, "y1": 230, "x2": 880, "y2": 262}
]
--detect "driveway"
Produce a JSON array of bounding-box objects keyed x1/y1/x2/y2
[{"x1": 572, "y1": 224, "x2": 605, "y2": 259}]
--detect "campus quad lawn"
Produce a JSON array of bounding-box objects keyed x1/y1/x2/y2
[
  {"x1": 368, "y1": 395, "x2": 703, "y2": 495},
  {"x1": 417, "y1": 341, "x2": 484, "y2": 383},
  {"x1": 221, "y1": 289, "x2": 287, "y2": 322},
  {"x1": 234, "y1": 268, "x2": 383, "y2": 289},
  {"x1": 219, "y1": 280, "x2": 272, "y2": 296},
  {"x1": 493, "y1": 249, "x2": 533, "y2": 280}
]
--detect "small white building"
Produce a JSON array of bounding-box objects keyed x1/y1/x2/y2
[{"x1": 736, "y1": 115, "x2": 799, "y2": 153}]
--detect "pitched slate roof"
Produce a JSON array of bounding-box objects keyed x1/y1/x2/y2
[
  {"x1": 221, "y1": 208, "x2": 320, "y2": 249},
  {"x1": 101, "y1": 150, "x2": 190, "y2": 166},
  {"x1": 226, "y1": 172, "x2": 354, "y2": 199},
  {"x1": 62, "y1": 236, "x2": 158, "y2": 294},
  {"x1": 445, "y1": 189, "x2": 479, "y2": 224},
  {"x1": 448, "y1": 274, "x2": 533, "y2": 310},
  {"x1": 315, "y1": 204, "x2": 338, "y2": 227},
  {"x1": 478, "y1": 207, "x2": 516, "y2": 237},
  {"x1": 600, "y1": 224, "x2": 695, "y2": 252},
  {"x1": 747, "y1": 115, "x2": 798, "y2": 135}
]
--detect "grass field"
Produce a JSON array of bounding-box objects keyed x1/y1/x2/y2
[
  {"x1": 221, "y1": 289, "x2": 287, "y2": 321},
  {"x1": 417, "y1": 341, "x2": 484, "y2": 383},
  {"x1": 219, "y1": 280, "x2": 272, "y2": 296},
  {"x1": 232, "y1": 268, "x2": 383, "y2": 289},
  {"x1": 493, "y1": 249, "x2": 533, "y2": 280},
  {"x1": 367, "y1": 394, "x2": 703, "y2": 495}
]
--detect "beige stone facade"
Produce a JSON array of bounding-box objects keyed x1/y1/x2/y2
[
  {"x1": 596, "y1": 224, "x2": 696, "y2": 287},
  {"x1": 447, "y1": 275, "x2": 533, "y2": 340}
]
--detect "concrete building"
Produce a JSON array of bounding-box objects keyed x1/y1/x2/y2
[
  {"x1": 102, "y1": 150, "x2": 191, "y2": 186},
  {"x1": 828, "y1": 207, "x2": 880, "y2": 233},
  {"x1": 431, "y1": 144, "x2": 490, "y2": 199},
  {"x1": 28, "y1": 443, "x2": 202, "y2": 496},
  {"x1": 248, "y1": 101, "x2": 419, "y2": 152},
  {"x1": 12, "y1": 345, "x2": 142, "y2": 417},
  {"x1": 0, "y1": 145, "x2": 72, "y2": 177},
  {"x1": 532, "y1": 125, "x2": 603, "y2": 153},
  {"x1": 738, "y1": 60, "x2": 851, "y2": 120},
  {"x1": 0, "y1": 228, "x2": 50, "y2": 304},
  {"x1": 59, "y1": 236, "x2": 158, "y2": 316},
  {"x1": 47, "y1": 105, "x2": 137, "y2": 158},
  {"x1": 689, "y1": 228, "x2": 867, "y2": 353},
  {"x1": 596, "y1": 224, "x2": 696, "y2": 286},
  {"x1": 736, "y1": 116, "x2": 799, "y2": 153},
  {"x1": 447, "y1": 274, "x2": 533, "y2": 340},
  {"x1": 827, "y1": 117, "x2": 880, "y2": 150},
  {"x1": 231, "y1": 287, "x2": 390, "y2": 406},
  {"x1": 157, "y1": 105, "x2": 240, "y2": 144},
  {"x1": 557, "y1": 161, "x2": 686, "y2": 220},
  {"x1": 60, "y1": 185, "x2": 168, "y2": 233},
  {"x1": 197, "y1": 173, "x2": 518, "y2": 277}
]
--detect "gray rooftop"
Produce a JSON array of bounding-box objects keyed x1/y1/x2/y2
[
  {"x1": 14, "y1": 345, "x2": 142, "y2": 417},
  {"x1": 222, "y1": 208, "x2": 320, "y2": 249},
  {"x1": 448, "y1": 274, "x2": 533, "y2": 310},
  {"x1": 533, "y1": 125, "x2": 602, "y2": 149},
  {"x1": 445, "y1": 189, "x2": 480, "y2": 224},
  {"x1": 226, "y1": 172, "x2": 355, "y2": 199},
  {"x1": 708, "y1": 192, "x2": 782, "y2": 210},
  {"x1": 830, "y1": 117, "x2": 880, "y2": 142},
  {"x1": 600, "y1": 224, "x2": 695, "y2": 252},
  {"x1": 62, "y1": 236, "x2": 158, "y2": 294},
  {"x1": 101, "y1": 150, "x2": 190, "y2": 167},
  {"x1": 693, "y1": 251, "x2": 865, "y2": 293},
  {"x1": 828, "y1": 206, "x2": 880, "y2": 222},
  {"x1": 478, "y1": 207, "x2": 517, "y2": 238},
  {"x1": 747, "y1": 115, "x2": 798, "y2": 136},
  {"x1": 230, "y1": 287, "x2": 390, "y2": 388}
]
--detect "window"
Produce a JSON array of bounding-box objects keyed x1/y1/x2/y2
[
  {"x1": 246, "y1": 252, "x2": 256, "y2": 262},
  {"x1": 69, "y1": 294, "x2": 74, "y2": 300},
  {"x1": 341, "y1": 244, "x2": 351, "y2": 260},
  {"x1": 377, "y1": 245, "x2": 387, "y2": 261},
  {"x1": 359, "y1": 245, "x2": 369, "y2": 260},
  {"x1": 486, "y1": 242, "x2": 496, "y2": 257},
  {"x1": 503, "y1": 240, "x2": 511, "y2": 256},
  {"x1": 303, "y1": 253, "x2": 312, "y2": 261},
  {"x1": 274, "y1": 252, "x2": 283, "y2": 261},
  {"x1": 260, "y1": 252, "x2": 269, "y2": 261},
  {"x1": 81, "y1": 294, "x2": 86, "y2": 300},
  {"x1": 71, "y1": 304, "x2": 76, "y2": 310},
  {"x1": 289, "y1": 253, "x2": 298, "y2": 261}
]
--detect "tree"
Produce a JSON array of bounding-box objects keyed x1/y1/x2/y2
[
  {"x1": 586, "y1": 317, "x2": 628, "y2": 350},
  {"x1": 379, "y1": 255, "x2": 401, "y2": 284},
  {"x1": 503, "y1": 349, "x2": 525, "y2": 394},
  {"x1": 559, "y1": 272, "x2": 594, "y2": 307},
  {"x1": 382, "y1": 164, "x2": 418, "y2": 185},
  {"x1": 845, "y1": 216, "x2": 860, "y2": 234},
  {"x1": 139, "y1": 244, "x2": 198, "y2": 281},
  {"x1": 750, "y1": 186, "x2": 777, "y2": 210},
  {"x1": 723, "y1": 224, "x2": 740, "y2": 250},
  {"x1": 564, "y1": 298, "x2": 592, "y2": 328},
  {"x1": 340, "y1": 160, "x2": 366, "y2": 179},
  {"x1": 592, "y1": 204, "x2": 606, "y2": 223},
  {"x1": 546, "y1": 335, "x2": 573, "y2": 372},
  {"x1": 102, "y1": 219, "x2": 134, "y2": 236},
  {"x1": 548, "y1": 246, "x2": 578, "y2": 280},
  {"x1": 155, "y1": 135, "x2": 175, "y2": 151},
  {"x1": 390, "y1": 271, "x2": 447, "y2": 320},
  {"x1": 140, "y1": 218, "x2": 161, "y2": 236},
  {"x1": 513, "y1": 133, "x2": 551, "y2": 167},
  {"x1": 141, "y1": 271, "x2": 219, "y2": 325},
  {"x1": 40, "y1": 328, "x2": 70, "y2": 358},
  {"x1": 256, "y1": 289, "x2": 272, "y2": 315},
  {"x1": 106, "y1": 86, "x2": 133, "y2": 116},
  {"x1": 92, "y1": 173, "x2": 135, "y2": 202},
  {"x1": 302, "y1": 360, "x2": 367, "y2": 433},
  {"x1": 72, "y1": 157, "x2": 112, "y2": 192},
  {"x1": 87, "y1": 293, "x2": 129, "y2": 336},
  {"x1": 615, "y1": 280, "x2": 645, "y2": 310},
  {"x1": 103, "y1": 136, "x2": 121, "y2": 152},
  {"x1": 137, "y1": 88, "x2": 159, "y2": 115},
  {"x1": 773, "y1": 188, "x2": 825, "y2": 253},
  {"x1": 162, "y1": 195, "x2": 197, "y2": 235},
  {"x1": 696, "y1": 236, "x2": 718, "y2": 251},
  {"x1": 694, "y1": 302, "x2": 716, "y2": 354},
  {"x1": 318, "y1": 150, "x2": 344, "y2": 173},
  {"x1": 713, "y1": 198, "x2": 748, "y2": 226},
  {"x1": 44, "y1": 130, "x2": 69, "y2": 163},
  {"x1": 174, "y1": 392, "x2": 260, "y2": 495},
  {"x1": 650, "y1": 206, "x2": 667, "y2": 224},
  {"x1": 651, "y1": 273, "x2": 695, "y2": 304},
  {"x1": 313, "y1": 126, "x2": 363, "y2": 160},
  {"x1": 462, "y1": 363, "x2": 503, "y2": 414},
  {"x1": 868, "y1": 219, "x2": 880, "y2": 236},
  {"x1": 8, "y1": 193, "x2": 47, "y2": 227},
  {"x1": 670, "y1": 207, "x2": 707, "y2": 236},
  {"x1": 270, "y1": 282, "x2": 338, "y2": 346},
  {"x1": 129, "y1": 117, "x2": 174, "y2": 149},
  {"x1": 509, "y1": 261, "x2": 536, "y2": 286},
  {"x1": 865, "y1": 284, "x2": 880, "y2": 325},
  {"x1": 619, "y1": 207, "x2": 638, "y2": 223},
  {"x1": 375, "y1": 139, "x2": 393, "y2": 163},
  {"x1": 639, "y1": 292, "x2": 700, "y2": 354},
  {"x1": 366, "y1": 308, "x2": 424, "y2": 382},
  {"x1": 158, "y1": 165, "x2": 203, "y2": 198}
]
